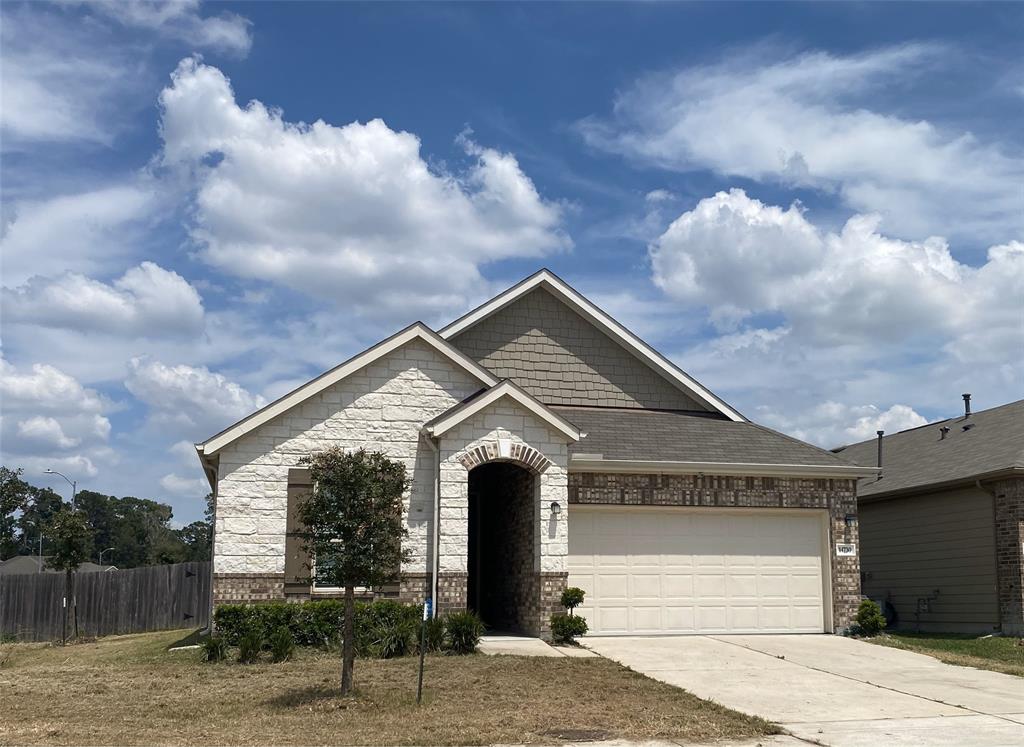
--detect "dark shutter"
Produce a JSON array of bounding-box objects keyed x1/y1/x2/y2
[{"x1": 284, "y1": 468, "x2": 312, "y2": 595}]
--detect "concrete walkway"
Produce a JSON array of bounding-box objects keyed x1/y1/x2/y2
[
  {"x1": 479, "y1": 634, "x2": 598, "y2": 657},
  {"x1": 583, "y1": 634, "x2": 1024, "y2": 746}
]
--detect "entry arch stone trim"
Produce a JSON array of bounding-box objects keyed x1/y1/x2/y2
[{"x1": 458, "y1": 440, "x2": 553, "y2": 474}]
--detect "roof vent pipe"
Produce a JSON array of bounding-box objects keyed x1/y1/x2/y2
[
  {"x1": 940, "y1": 426, "x2": 950, "y2": 440},
  {"x1": 876, "y1": 430, "x2": 884, "y2": 477},
  {"x1": 962, "y1": 393, "x2": 972, "y2": 417}
]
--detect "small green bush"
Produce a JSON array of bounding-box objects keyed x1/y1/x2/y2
[
  {"x1": 550, "y1": 612, "x2": 589, "y2": 644},
  {"x1": 200, "y1": 635, "x2": 228, "y2": 663},
  {"x1": 293, "y1": 599, "x2": 345, "y2": 647},
  {"x1": 237, "y1": 629, "x2": 264, "y2": 664},
  {"x1": 268, "y1": 626, "x2": 296, "y2": 662},
  {"x1": 444, "y1": 610, "x2": 484, "y2": 654},
  {"x1": 560, "y1": 587, "x2": 586, "y2": 613},
  {"x1": 420, "y1": 616, "x2": 446, "y2": 653},
  {"x1": 854, "y1": 599, "x2": 887, "y2": 637}
]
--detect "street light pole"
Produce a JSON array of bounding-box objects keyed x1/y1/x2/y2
[
  {"x1": 45, "y1": 469, "x2": 77, "y2": 508},
  {"x1": 98, "y1": 547, "x2": 115, "y2": 565}
]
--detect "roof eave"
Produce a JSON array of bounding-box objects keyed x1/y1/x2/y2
[
  {"x1": 857, "y1": 466, "x2": 1024, "y2": 503},
  {"x1": 569, "y1": 457, "x2": 880, "y2": 479}
]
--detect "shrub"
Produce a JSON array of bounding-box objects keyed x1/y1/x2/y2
[
  {"x1": 444, "y1": 610, "x2": 484, "y2": 654},
  {"x1": 560, "y1": 587, "x2": 586, "y2": 614},
  {"x1": 550, "y1": 613, "x2": 589, "y2": 644},
  {"x1": 293, "y1": 599, "x2": 345, "y2": 647},
  {"x1": 854, "y1": 599, "x2": 887, "y2": 637},
  {"x1": 420, "y1": 616, "x2": 446, "y2": 653},
  {"x1": 212, "y1": 605, "x2": 252, "y2": 645},
  {"x1": 200, "y1": 635, "x2": 228, "y2": 663},
  {"x1": 237, "y1": 629, "x2": 264, "y2": 664},
  {"x1": 269, "y1": 626, "x2": 296, "y2": 663}
]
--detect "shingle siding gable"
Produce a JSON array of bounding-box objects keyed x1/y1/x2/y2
[{"x1": 449, "y1": 287, "x2": 711, "y2": 411}]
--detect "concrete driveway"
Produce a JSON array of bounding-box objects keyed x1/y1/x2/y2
[{"x1": 583, "y1": 635, "x2": 1024, "y2": 746}]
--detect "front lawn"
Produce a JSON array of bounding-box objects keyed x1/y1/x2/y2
[
  {"x1": 0, "y1": 629, "x2": 775, "y2": 746},
  {"x1": 871, "y1": 631, "x2": 1024, "y2": 677}
]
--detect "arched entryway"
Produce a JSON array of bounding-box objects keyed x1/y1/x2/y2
[{"x1": 467, "y1": 461, "x2": 537, "y2": 633}]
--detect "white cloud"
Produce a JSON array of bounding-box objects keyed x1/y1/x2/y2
[
  {"x1": 580, "y1": 45, "x2": 1024, "y2": 242},
  {"x1": 17, "y1": 416, "x2": 81, "y2": 449},
  {"x1": 157, "y1": 58, "x2": 570, "y2": 320},
  {"x1": 651, "y1": 189, "x2": 1023, "y2": 447},
  {"x1": 757, "y1": 402, "x2": 929, "y2": 449},
  {"x1": 3, "y1": 262, "x2": 205, "y2": 337},
  {"x1": 651, "y1": 189, "x2": 1024, "y2": 357},
  {"x1": 0, "y1": 358, "x2": 113, "y2": 479},
  {"x1": 125, "y1": 357, "x2": 266, "y2": 437},
  {"x1": 93, "y1": 0, "x2": 252, "y2": 56},
  {"x1": 0, "y1": 185, "x2": 159, "y2": 286},
  {"x1": 160, "y1": 472, "x2": 210, "y2": 497}
]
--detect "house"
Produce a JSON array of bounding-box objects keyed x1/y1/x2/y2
[
  {"x1": 0, "y1": 556, "x2": 117, "y2": 574},
  {"x1": 835, "y1": 397, "x2": 1024, "y2": 635},
  {"x1": 196, "y1": 269, "x2": 876, "y2": 638}
]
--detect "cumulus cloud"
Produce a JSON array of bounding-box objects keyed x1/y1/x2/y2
[
  {"x1": 157, "y1": 58, "x2": 570, "y2": 319},
  {"x1": 649, "y1": 189, "x2": 1023, "y2": 446},
  {"x1": 651, "y1": 189, "x2": 1024, "y2": 356},
  {"x1": 0, "y1": 358, "x2": 113, "y2": 479},
  {"x1": 757, "y1": 402, "x2": 929, "y2": 450},
  {"x1": 579, "y1": 45, "x2": 1024, "y2": 242},
  {"x1": 3, "y1": 262, "x2": 205, "y2": 337},
  {"x1": 125, "y1": 357, "x2": 266, "y2": 437}
]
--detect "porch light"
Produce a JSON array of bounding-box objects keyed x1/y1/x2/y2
[
  {"x1": 550, "y1": 502, "x2": 562, "y2": 517},
  {"x1": 844, "y1": 513, "x2": 857, "y2": 526}
]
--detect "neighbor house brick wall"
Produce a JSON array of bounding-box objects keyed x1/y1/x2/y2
[
  {"x1": 211, "y1": 338, "x2": 483, "y2": 604},
  {"x1": 991, "y1": 476, "x2": 1024, "y2": 634},
  {"x1": 450, "y1": 287, "x2": 709, "y2": 412},
  {"x1": 568, "y1": 472, "x2": 861, "y2": 631}
]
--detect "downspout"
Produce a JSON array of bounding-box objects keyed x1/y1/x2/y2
[{"x1": 423, "y1": 432, "x2": 441, "y2": 618}]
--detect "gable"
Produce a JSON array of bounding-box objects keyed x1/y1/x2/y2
[{"x1": 449, "y1": 286, "x2": 713, "y2": 412}]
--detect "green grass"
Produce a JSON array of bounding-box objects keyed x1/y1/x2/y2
[{"x1": 872, "y1": 632, "x2": 1024, "y2": 677}]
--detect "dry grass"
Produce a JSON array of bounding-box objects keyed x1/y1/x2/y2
[
  {"x1": 0, "y1": 629, "x2": 774, "y2": 746},
  {"x1": 871, "y1": 632, "x2": 1024, "y2": 677}
]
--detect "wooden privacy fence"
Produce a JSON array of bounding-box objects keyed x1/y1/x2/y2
[{"x1": 0, "y1": 561, "x2": 210, "y2": 641}]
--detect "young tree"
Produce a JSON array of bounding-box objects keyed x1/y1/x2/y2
[
  {"x1": 46, "y1": 508, "x2": 94, "y2": 643},
  {"x1": 297, "y1": 447, "x2": 410, "y2": 695},
  {"x1": 0, "y1": 467, "x2": 31, "y2": 559}
]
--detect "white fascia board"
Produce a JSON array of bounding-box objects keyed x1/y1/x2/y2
[
  {"x1": 439, "y1": 270, "x2": 745, "y2": 422},
  {"x1": 201, "y1": 323, "x2": 499, "y2": 455},
  {"x1": 425, "y1": 381, "x2": 581, "y2": 442},
  {"x1": 569, "y1": 456, "x2": 881, "y2": 479}
]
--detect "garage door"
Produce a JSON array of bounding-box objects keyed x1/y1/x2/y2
[{"x1": 568, "y1": 507, "x2": 827, "y2": 635}]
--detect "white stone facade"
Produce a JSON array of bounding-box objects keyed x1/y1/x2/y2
[{"x1": 213, "y1": 339, "x2": 483, "y2": 575}]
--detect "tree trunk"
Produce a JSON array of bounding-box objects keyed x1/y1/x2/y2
[{"x1": 340, "y1": 585, "x2": 355, "y2": 695}]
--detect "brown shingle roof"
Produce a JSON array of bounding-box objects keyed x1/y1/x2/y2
[
  {"x1": 833, "y1": 399, "x2": 1024, "y2": 498},
  {"x1": 554, "y1": 406, "x2": 856, "y2": 468}
]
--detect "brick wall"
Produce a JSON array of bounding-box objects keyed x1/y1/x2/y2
[
  {"x1": 992, "y1": 476, "x2": 1024, "y2": 634},
  {"x1": 450, "y1": 287, "x2": 708, "y2": 412},
  {"x1": 568, "y1": 472, "x2": 861, "y2": 631}
]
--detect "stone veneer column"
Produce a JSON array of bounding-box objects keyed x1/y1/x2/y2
[{"x1": 992, "y1": 477, "x2": 1024, "y2": 634}]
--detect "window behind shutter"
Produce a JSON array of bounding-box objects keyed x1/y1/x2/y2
[{"x1": 284, "y1": 468, "x2": 312, "y2": 595}]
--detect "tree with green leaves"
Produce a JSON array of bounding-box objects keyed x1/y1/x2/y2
[
  {"x1": 297, "y1": 447, "x2": 410, "y2": 695},
  {"x1": 1, "y1": 467, "x2": 31, "y2": 559},
  {"x1": 46, "y1": 508, "x2": 94, "y2": 643}
]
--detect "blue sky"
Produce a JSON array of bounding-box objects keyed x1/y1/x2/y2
[{"x1": 2, "y1": 1, "x2": 1022, "y2": 524}]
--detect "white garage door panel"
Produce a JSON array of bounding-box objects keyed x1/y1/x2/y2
[{"x1": 569, "y1": 507, "x2": 826, "y2": 635}]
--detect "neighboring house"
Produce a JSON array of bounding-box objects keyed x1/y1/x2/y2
[
  {"x1": 0, "y1": 556, "x2": 117, "y2": 574},
  {"x1": 835, "y1": 398, "x2": 1024, "y2": 635},
  {"x1": 197, "y1": 270, "x2": 875, "y2": 639}
]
